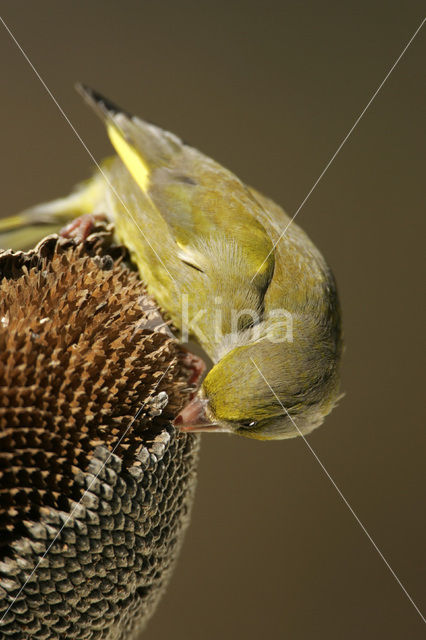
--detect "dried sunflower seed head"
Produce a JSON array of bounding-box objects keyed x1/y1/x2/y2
[{"x1": 0, "y1": 229, "x2": 200, "y2": 639}]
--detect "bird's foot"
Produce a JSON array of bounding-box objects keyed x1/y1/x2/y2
[
  {"x1": 181, "y1": 349, "x2": 206, "y2": 393},
  {"x1": 60, "y1": 213, "x2": 108, "y2": 243}
]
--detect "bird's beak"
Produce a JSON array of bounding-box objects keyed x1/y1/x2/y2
[{"x1": 174, "y1": 396, "x2": 232, "y2": 433}]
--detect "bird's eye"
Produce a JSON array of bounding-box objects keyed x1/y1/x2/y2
[{"x1": 239, "y1": 419, "x2": 257, "y2": 429}]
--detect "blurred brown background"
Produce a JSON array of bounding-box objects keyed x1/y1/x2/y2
[{"x1": 1, "y1": 1, "x2": 425, "y2": 638}]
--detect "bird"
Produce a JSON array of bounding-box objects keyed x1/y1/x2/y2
[{"x1": 0, "y1": 84, "x2": 343, "y2": 440}]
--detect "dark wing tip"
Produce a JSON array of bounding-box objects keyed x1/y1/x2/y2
[{"x1": 75, "y1": 83, "x2": 131, "y2": 120}]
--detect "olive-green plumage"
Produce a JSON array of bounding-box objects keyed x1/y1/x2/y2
[{"x1": 0, "y1": 85, "x2": 342, "y2": 440}]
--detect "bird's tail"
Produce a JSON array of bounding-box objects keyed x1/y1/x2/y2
[{"x1": 0, "y1": 171, "x2": 108, "y2": 251}]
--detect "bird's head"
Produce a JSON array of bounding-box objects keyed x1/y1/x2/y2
[{"x1": 175, "y1": 316, "x2": 343, "y2": 440}]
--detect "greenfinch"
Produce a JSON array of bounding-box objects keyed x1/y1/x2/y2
[{"x1": 0, "y1": 85, "x2": 342, "y2": 440}]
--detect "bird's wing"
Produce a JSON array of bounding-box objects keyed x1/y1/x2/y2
[{"x1": 77, "y1": 84, "x2": 275, "y2": 290}]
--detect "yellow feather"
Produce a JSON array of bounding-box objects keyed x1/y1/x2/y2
[{"x1": 107, "y1": 124, "x2": 150, "y2": 194}]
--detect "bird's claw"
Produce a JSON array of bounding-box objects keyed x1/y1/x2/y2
[{"x1": 60, "y1": 213, "x2": 108, "y2": 243}]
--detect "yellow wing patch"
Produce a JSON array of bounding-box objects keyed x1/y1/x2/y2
[{"x1": 107, "y1": 124, "x2": 151, "y2": 194}]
